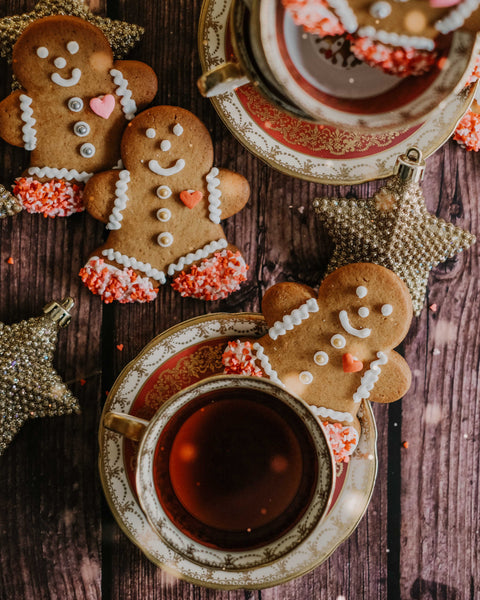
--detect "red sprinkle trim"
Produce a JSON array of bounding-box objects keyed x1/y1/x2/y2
[
  {"x1": 454, "y1": 109, "x2": 480, "y2": 152},
  {"x1": 79, "y1": 257, "x2": 159, "y2": 304},
  {"x1": 322, "y1": 421, "x2": 359, "y2": 463},
  {"x1": 171, "y1": 249, "x2": 248, "y2": 301},
  {"x1": 349, "y1": 36, "x2": 437, "y2": 77},
  {"x1": 13, "y1": 177, "x2": 84, "y2": 217},
  {"x1": 282, "y1": 0, "x2": 345, "y2": 37},
  {"x1": 222, "y1": 340, "x2": 264, "y2": 377}
]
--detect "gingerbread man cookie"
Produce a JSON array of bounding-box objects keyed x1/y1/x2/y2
[
  {"x1": 223, "y1": 263, "x2": 413, "y2": 462},
  {"x1": 79, "y1": 105, "x2": 250, "y2": 303},
  {"x1": 0, "y1": 15, "x2": 157, "y2": 217}
]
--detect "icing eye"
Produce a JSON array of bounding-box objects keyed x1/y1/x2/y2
[
  {"x1": 156, "y1": 185, "x2": 172, "y2": 199},
  {"x1": 157, "y1": 232, "x2": 174, "y2": 247},
  {"x1": 160, "y1": 140, "x2": 171, "y2": 151},
  {"x1": 331, "y1": 334, "x2": 346, "y2": 349},
  {"x1": 356, "y1": 286, "x2": 367, "y2": 299},
  {"x1": 36, "y1": 47, "x2": 48, "y2": 59},
  {"x1": 145, "y1": 128, "x2": 156, "y2": 139},
  {"x1": 381, "y1": 304, "x2": 393, "y2": 316},
  {"x1": 299, "y1": 371, "x2": 313, "y2": 385},
  {"x1": 67, "y1": 41, "x2": 79, "y2": 55},
  {"x1": 73, "y1": 121, "x2": 90, "y2": 137},
  {"x1": 358, "y1": 307, "x2": 369, "y2": 318},
  {"x1": 68, "y1": 97, "x2": 83, "y2": 112},
  {"x1": 156, "y1": 208, "x2": 171, "y2": 222},
  {"x1": 79, "y1": 142, "x2": 95, "y2": 158},
  {"x1": 369, "y1": 1, "x2": 392, "y2": 18},
  {"x1": 54, "y1": 57, "x2": 67, "y2": 69},
  {"x1": 173, "y1": 123, "x2": 183, "y2": 136},
  {"x1": 314, "y1": 351, "x2": 329, "y2": 366}
]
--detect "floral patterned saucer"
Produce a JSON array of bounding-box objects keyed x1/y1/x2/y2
[{"x1": 98, "y1": 313, "x2": 378, "y2": 589}]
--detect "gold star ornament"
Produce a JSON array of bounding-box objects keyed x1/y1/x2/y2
[
  {"x1": 0, "y1": 298, "x2": 80, "y2": 455},
  {"x1": 0, "y1": 0, "x2": 144, "y2": 61},
  {"x1": 313, "y1": 148, "x2": 475, "y2": 315},
  {"x1": 0, "y1": 183, "x2": 22, "y2": 218}
]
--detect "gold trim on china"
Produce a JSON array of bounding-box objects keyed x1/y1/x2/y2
[
  {"x1": 197, "y1": 0, "x2": 478, "y2": 185},
  {"x1": 98, "y1": 313, "x2": 378, "y2": 589}
]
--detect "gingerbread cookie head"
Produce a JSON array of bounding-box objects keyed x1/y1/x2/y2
[
  {"x1": 223, "y1": 263, "x2": 413, "y2": 461},
  {"x1": 12, "y1": 16, "x2": 113, "y2": 92},
  {"x1": 121, "y1": 105, "x2": 214, "y2": 190}
]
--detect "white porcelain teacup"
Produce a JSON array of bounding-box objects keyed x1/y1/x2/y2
[{"x1": 104, "y1": 375, "x2": 335, "y2": 570}]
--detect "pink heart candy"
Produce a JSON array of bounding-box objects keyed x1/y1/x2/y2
[{"x1": 89, "y1": 94, "x2": 115, "y2": 119}]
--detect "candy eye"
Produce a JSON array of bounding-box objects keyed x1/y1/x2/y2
[
  {"x1": 54, "y1": 57, "x2": 66, "y2": 69},
  {"x1": 313, "y1": 351, "x2": 329, "y2": 366},
  {"x1": 358, "y1": 307, "x2": 369, "y2": 318},
  {"x1": 67, "y1": 41, "x2": 79, "y2": 55},
  {"x1": 173, "y1": 123, "x2": 183, "y2": 136},
  {"x1": 356, "y1": 286, "x2": 367, "y2": 299},
  {"x1": 145, "y1": 128, "x2": 156, "y2": 139},
  {"x1": 37, "y1": 47, "x2": 49, "y2": 59},
  {"x1": 381, "y1": 304, "x2": 393, "y2": 316},
  {"x1": 330, "y1": 334, "x2": 346, "y2": 349},
  {"x1": 160, "y1": 140, "x2": 171, "y2": 151}
]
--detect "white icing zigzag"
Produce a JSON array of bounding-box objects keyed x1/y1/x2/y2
[
  {"x1": 436, "y1": 0, "x2": 480, "y2": 34},
  {"x1": 252, "y1": 342, "x2": 284, "y2": 387},
  {"x1": 206, "y1": 167, "x2": 222, "y2": 224},
  {"x1": 27, "y1": 166, "x2": 93, "y2": 183},
  {"x1": 19, "y1": 94, "x2": 37, "y2": 151},
  {"x1": 102, "y1": 249, "x2": 166, "y2": 283},
  {"x1": 106, "y1": 170, "x2": 131, "y2": 230},
  {"x1": 309, "y1": 405, "x2": 354, "y2": 423},
  {"x1": 356, "y1": 26, "x2": 435, "y2": 51},
  {"x1": 110, "y1": 69, "x2": 137, "y2": 120},
  {"x1": 269, "y1": 298, "x2": 319, "y2": 340},
  {"x1": 166, "y1": 238, "x2": 228, "y2": 276},
  {"x1": 353, "y1": 351, "x2": 388, "y2": 403},
  {"x1": 326, "y1": 0, "x2": 358, "y2": 33}
]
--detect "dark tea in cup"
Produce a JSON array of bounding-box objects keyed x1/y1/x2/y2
[{"x1": 152, "y1": 386, "x2": 319, "y2": 550}]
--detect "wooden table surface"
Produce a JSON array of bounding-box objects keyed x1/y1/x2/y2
[{"x1": 0, "y1": 1, "x2": 479, "y2": 598}]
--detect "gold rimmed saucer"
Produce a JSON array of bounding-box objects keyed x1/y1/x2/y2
[
  {"x1": 197, "y1": 0, "x2": 476, "y2": 185},
  {"x1": 98, "y1": 313, "x2": 378, "y2": 589}
]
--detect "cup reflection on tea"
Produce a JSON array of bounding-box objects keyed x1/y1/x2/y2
[{"x1": 104, "y1": 375, "x2": 335, "y2": 570}]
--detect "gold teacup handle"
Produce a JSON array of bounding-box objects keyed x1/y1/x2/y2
[
  {"x1": 197, "y1": 62, "x2": 249, "y2": 97},
  {"x1": 104, "y1": 411, "x2": 149, "y2": 442}
]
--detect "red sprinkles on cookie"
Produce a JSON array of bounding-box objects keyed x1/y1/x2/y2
[
  {"x1": 282, "y1": 0, "x2": 346, "y2": 37},
  {"x1": 13, "y1": 177, "x2": 84, "y2": 217}
]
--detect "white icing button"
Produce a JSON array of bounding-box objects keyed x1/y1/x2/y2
[
  {"x1": 54, "y1": 57, "x2": 67, "y2": 69},
  {"x1": 358, "y1": 306, "x2": 370, "y2": 318},
  {"x1": 67, "y1": 41, "x2": 79, "y2": 55},
  {"x1": 146, "y1": 128, "x2": 156, "y2": 139},
  {"x1": 173, "y1": 123, "x2": 183, "y2": 136},
  {"x1": 68, "y1": 97, "x2": 83, "y2": 112},
  {"x1": 156, "y1": 185, "x2": 172, "y2": 199},
  {"x1": 314, "y1": 351, "x2": 329, "y2": 366},
  {"x1": 157, "y1": 232, "x2": 174, "y2": 247},
  {"x1": 73, "y1": 121, "x2": 90, "y2": 137},
  {"x1": 381, "y1": 304, "x2": 393, "y2": 316},
  {"x1": 369, "y1": 0, "x2": 392, "y2": 19},
  {"x1": 356, "y1": 286, "x2": 367, "y2": 298},
  {"x1": 156, "y1": 208, "x2": 171, "y2": 222},
  {"x1": 80, "y1": 143, "x2": 95, "y2": 158},
  {"x1": 37, "y1": 46, "x2": 49, "y2": 59},
  {"x1": 299, "y1": 371, "x2": 313, "y2": 385},
  {"x1": 331, "y1": 334, "x2": 346, "y2": 349},
  {"x1": 160, "y1": 140, "x2": 171, "y2": 151}
]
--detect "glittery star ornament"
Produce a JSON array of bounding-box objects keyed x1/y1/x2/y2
[
  {"x1": 313, "y1": 148, "x2": 475, "y2": 315},
  {"x1": 0, "y1": 298, "x2": 80, "y2": 455},
  {"x1": 0, "y1": 0, "x2": 144, "y2": 61},
  {"x1": 0, "y1": 183, "x2": 22, "y2": 218}
]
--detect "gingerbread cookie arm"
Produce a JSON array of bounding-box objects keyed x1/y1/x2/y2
[
  {"x1": 358, "y1": 351, "x2": 412, "y2": 405},
  {"x1": 261, "y1": 282, "x2": 317, "y2": 328},
  {"x1": 112, "y1": 60, "x2": 158, "y2": 112},
  {"x1": 215, "y1": 168, "x2": 250, "y2": 219},
  {"x1": 0, "y1": 90, "x2": 29, "y2": 148},
  {"x1": 84, "y1": 170, "x2": 122, "y2": 224}
]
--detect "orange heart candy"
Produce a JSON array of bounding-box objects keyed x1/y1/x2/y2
[
  {"x1": 342, "y1": 353, "x2": 363, "y2": 373},
  {"x1": 180, "y1": 190, "x2": 203, "y2": 209}
]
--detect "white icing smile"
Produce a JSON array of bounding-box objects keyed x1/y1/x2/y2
[
  {"x1": 148, "y1": 158, "x2": 185, "y2": 176},
  {"x1": 339, "y1": 310, "x2": 371, "y2": 338},
  {"x1": 51, "y1": 68, "x2": 82, "y2": 87}
]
